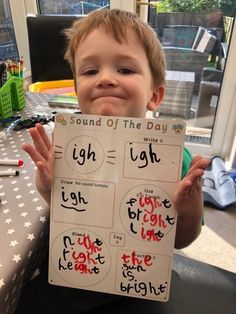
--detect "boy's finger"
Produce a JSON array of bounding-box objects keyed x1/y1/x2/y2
[
  {"x1": 29, "y1": 127, "x2": 50, "y2": 160},
  {"x1": 22, "y1": 143, "x2": 45, "y2": 165},
  {"x1": 36, "y1": 123, "x2": 52, "y2": 150}
]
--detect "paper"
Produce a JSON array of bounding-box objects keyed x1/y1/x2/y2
[{"x1": 49, "y1": 113, "x2": 186, "y2": 301}]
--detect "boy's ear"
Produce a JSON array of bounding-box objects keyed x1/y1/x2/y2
[{"x1": 147, "y1": 85, "x2": 165, "y2": 111}]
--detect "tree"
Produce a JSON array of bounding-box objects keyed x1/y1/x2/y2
[{"x1": 156, "y1": 0, "x2": 235, "y2": 16}]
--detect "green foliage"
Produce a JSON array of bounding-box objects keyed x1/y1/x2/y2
[{"x1": 156, "y1": 0, "x2": 236, "y2": 15}]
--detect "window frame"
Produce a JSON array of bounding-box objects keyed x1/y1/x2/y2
[{"x1": 9, "y1": 0, "x2": 236, "y2": 163}]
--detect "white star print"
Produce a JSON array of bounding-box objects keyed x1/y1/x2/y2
[
  {"x1": 24, "y1": 221, "x2": 32, "y2": 228},
  {"x1": 24, "y1": 176, "x2": 30, "y2": 180},
  {"x1": 5, "y1": 218, "x2": 12, "y2": 224},
  {"x1": 0, "y1": 192, "x2": 5, "y2": 196},
  {"x1": 1, "y1": 199, "x2": 8, "y2": 205},
  {"x1": 13, "y1": 187, "x2": 19, "y2": 191},
  {"x1": 11, "y1": 180, "x2": 17, "y2": 185},
  {"x1": 27, "y1": 182, "x2": 33, "y2": 187},
  {"x1": 35, "y1": 205, "x2": 42, "y2": 211},
  {"x1": 7, "y1": 228, "x2": 15, "y2": 235},
  {"x1": 29, "y1": 190, "x2": 36, "y2": 194},
  {"x1": 2, "y1": 208, "x2": 10, "y2": 214},
  {"x1": 12, "y1": 254, "x2": 21, "y2": 263},
  {"x1": 33, "y1": 197, "x2": 39, "y2": 202},
  {"x1": 10, "y1": 240, "x2": 18, "y2": 247},
  {"x1": 40, "y1": 216, "x2": 46, "y2": 223},
  {"x1": 18, "y1": 203, "x2": 25, "y2": 208},
  {"x1": 21, "y1": 211, "x2": 28, "y2": 217},
  {"x1": 0, "y1": 278, "x2": 5, "y2": 288},
  {"x1": 27, "y1": 233, "x2": 35, "y2": 241},
  {"x1": 16, "y1": 194, "x2": 23, "y2": 200}
]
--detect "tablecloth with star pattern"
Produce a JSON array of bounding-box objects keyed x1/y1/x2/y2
[{"x1": 0, "y1": 92, "x2": 54, "y2": 314}]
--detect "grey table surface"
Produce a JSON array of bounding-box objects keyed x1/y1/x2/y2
[{"x1": 0, "y1": 92, "x2": 55, "y2": 314}]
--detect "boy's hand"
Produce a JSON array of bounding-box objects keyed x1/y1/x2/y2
[
  {"x1": 22, "y1": 123, "x2": 54, "y2": 205},
  {"x1": 173, "y1": 156, "x2": 209, "y2": 248}
]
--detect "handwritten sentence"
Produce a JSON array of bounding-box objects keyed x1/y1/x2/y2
[{"x1": 120, "y1": 251, "x2": 167, "y2": 297}]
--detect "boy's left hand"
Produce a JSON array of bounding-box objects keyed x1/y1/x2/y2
[
  {"x1": 173, "y1": 155, "x2": 209, "y2": 217},
  {"x1": 173, "y1": 156, "x2": 209, "y2": 248}
]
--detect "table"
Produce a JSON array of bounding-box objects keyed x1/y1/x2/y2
[
  {"x1": 156, "y1": 70, "x2": 195, "y2": 119},
  {"x1": 0, "y1": 92, "x2": 55, "y2": 314}
]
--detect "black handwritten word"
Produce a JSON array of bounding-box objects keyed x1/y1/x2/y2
[
  {"x1": 57, "y1": 234, "x2": 105, "y2": 275},
  {"x1": 129, "y1": 143, "x2": 161, "y2": 168},
  {"x1": 122, "y1": 263, "x2": 146, "y2": 281},
  {"x1": 72, "y1": 143, "x2": 96, "y2": 165},
  {"x1": 58, "y1": 236, "x2": 75, "y2": 271},
  {"x1": 120, "y1": 280, "x2": 167, "y2": 297},
  {"x1": 60, "y1": 186, "x2": 88, "y2": 212}
]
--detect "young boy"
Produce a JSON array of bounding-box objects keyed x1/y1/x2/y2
[{"x1": 17, "y1": 9, "x2": 209, "y2": 313}]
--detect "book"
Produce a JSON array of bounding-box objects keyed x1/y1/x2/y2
[{"x1": 48, "y1": 95, "x2": 79, "y2": 109}]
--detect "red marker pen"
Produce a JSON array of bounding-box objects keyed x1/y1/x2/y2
[{"x1": 0, "y1": 159, "x2": 24, "y2": 166}]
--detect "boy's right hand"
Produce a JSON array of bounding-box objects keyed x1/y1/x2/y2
[{"x1": 22, "y1": 123, "x2": 54, "y2": 205}]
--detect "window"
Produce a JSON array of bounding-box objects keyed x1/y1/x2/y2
[
  {"x1": 143, "y1": 0, "x2": 236, "y2": 161},
  {"x1": 0, "y1": 0, "x2": 18, "y2": 60},
  {"x1": 8, "y1": 0, "x2": 236, "y2": 163},
  {"x1": 37, "y1": 0, "x2": 110, "y2": 15}
]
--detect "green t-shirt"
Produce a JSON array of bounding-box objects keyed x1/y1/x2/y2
[{"x1": 181, "y1": 147, "x2": 192, "y2": 178}]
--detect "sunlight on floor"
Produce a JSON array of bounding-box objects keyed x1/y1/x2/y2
[{"x1": 178, "y1": 223, "x2": 236, "y2": 273}]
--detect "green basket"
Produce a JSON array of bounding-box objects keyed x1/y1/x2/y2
[{"x1": 0, "y1": 76, "x2": 25, "y2": 119}]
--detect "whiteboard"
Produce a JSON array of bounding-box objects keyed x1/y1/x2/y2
[{"x1": 49, "y1": 113, "x2": 186, "y2": 302}]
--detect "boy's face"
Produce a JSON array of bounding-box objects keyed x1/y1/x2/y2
[{"x1": 74, "y1": 27, "x2": 163, "y2": 118}]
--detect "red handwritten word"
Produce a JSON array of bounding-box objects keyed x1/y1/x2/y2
[
  {"x1": 121, "y1": 251, "x2": 152, "y2": 267},
  {"x1": 72, "y1": 251, "x2": 96, "y2": 264},
  {"x1": 139, "y1": 193, "x2": 162, "y2": 213},
  {"x1": 141, "y1": 228, "x2": 164, "y2": 241},
  {"x1": 143, "y1": 213, "x2": 167, "y2": 228},
  {"x1": 74, "y1": 263, "x2": 100, "y2": 274},
  {"x1": 77, "y1": 235, "x2": 103, "y2": 255}
]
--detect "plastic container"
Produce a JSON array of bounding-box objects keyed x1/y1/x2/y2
[
  {"x1": 29, "y1": 79, "x2": 75, "y2": 95},
  {"x1": 0, "y1": 76, "x2": 25, "y2": 119}
]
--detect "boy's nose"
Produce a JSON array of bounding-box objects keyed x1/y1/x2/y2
[{"x1": 96, "y1": 70, "x2": 118, "y2": 88}]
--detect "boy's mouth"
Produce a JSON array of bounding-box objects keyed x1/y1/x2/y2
[{"x1": 92, "y1": 92, "x2": 126, "y2": 101}]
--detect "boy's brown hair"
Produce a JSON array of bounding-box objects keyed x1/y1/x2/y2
[{"x1": 64, "y1": 9, "x2": 166, "y2": 88}]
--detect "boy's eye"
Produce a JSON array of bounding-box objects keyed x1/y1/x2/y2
[
  {"x1": 118, "y1": 68, "x2": 135, "y2": 75},
  {"x1": 83, "y1": 69, "x2": 98, "y2": 76}
]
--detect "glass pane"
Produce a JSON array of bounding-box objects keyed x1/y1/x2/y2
[
  {"x1": 148, "y1": 2, "x2": 235, "y2": 146},
  {"x1": 0, "y1": 0, "x2": 18, "y2": 60},
  {"x1": 38, "y1": 0, "x2": 110, "y2": 15}
]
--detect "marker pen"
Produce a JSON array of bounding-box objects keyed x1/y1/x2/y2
[
  {"x1": 0, "y1": 159, "x2": 24, "y2": 166},
  {"x1": 0, "y1": 170, "x2": 20, "y2": 177}
]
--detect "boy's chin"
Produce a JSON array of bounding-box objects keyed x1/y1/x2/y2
[{"x1": 92, "y1": 107, "x2": 123, "y2": 117}]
